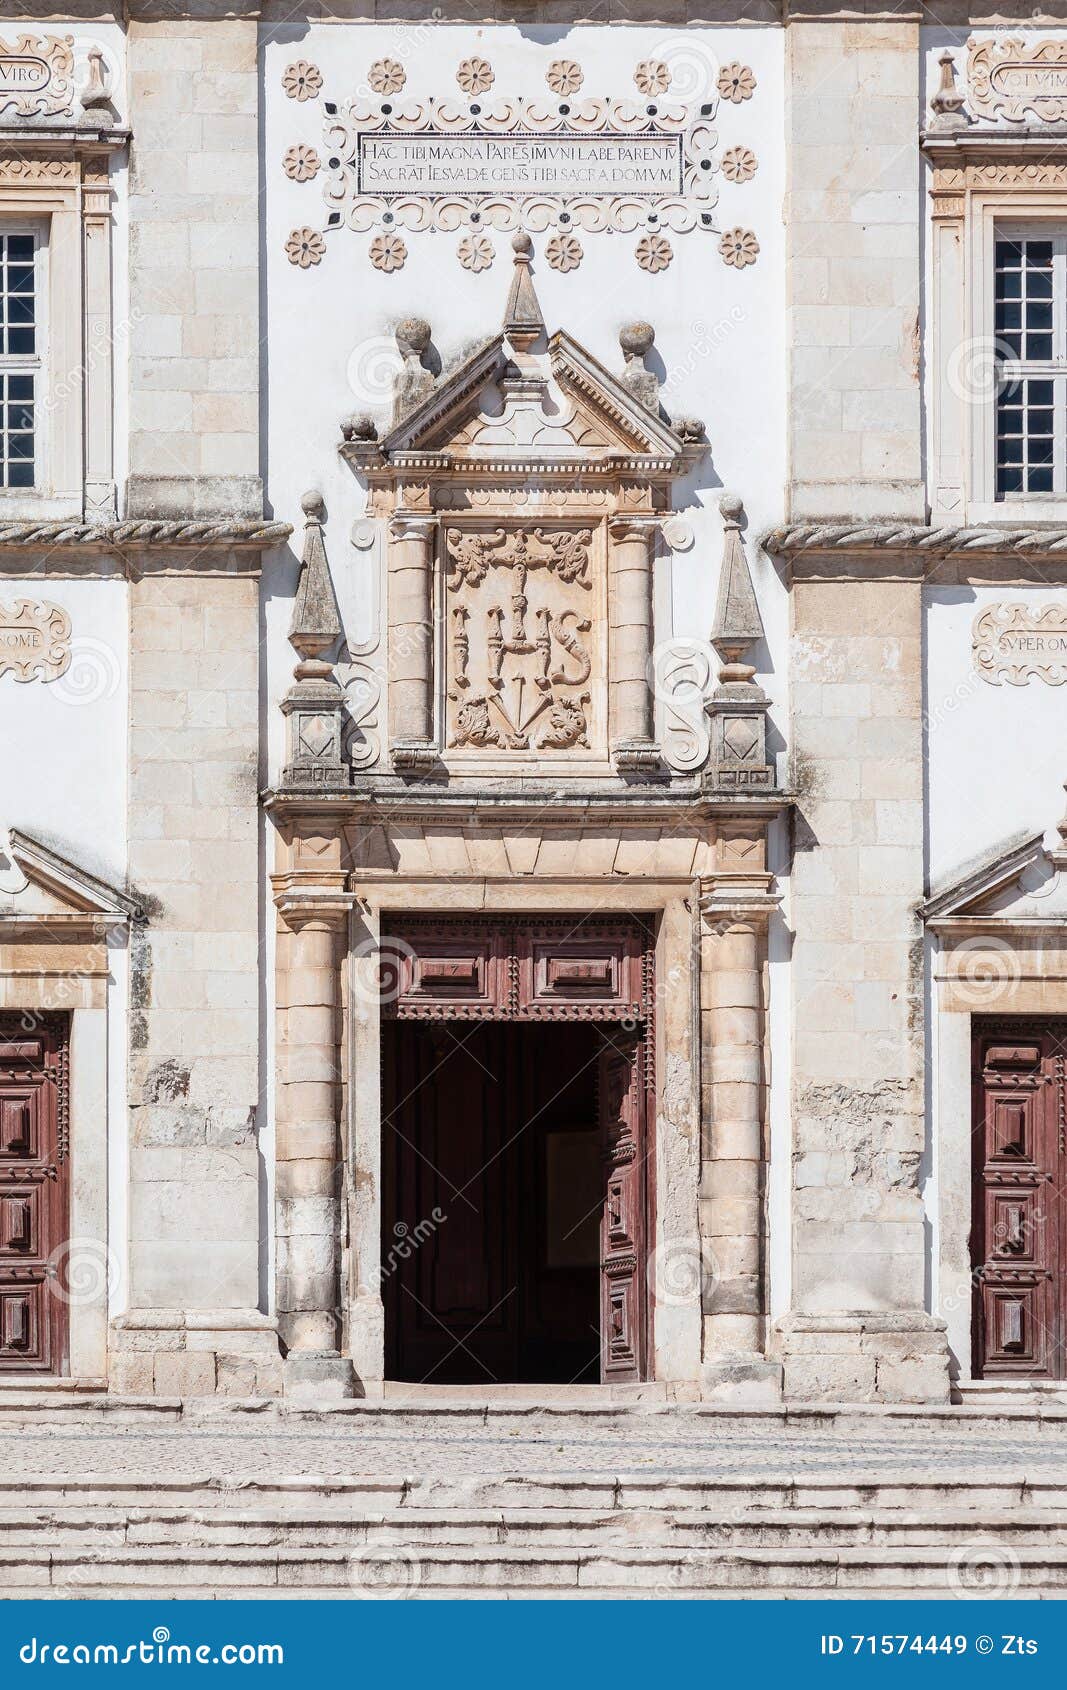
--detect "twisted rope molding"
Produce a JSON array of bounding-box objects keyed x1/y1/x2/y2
[
  {"x1": 0, "y1": 519, "x2": 293, "y2": 548},
  {"x1": 763, "y1": 522, "x2": 1067, "y2": 556}
]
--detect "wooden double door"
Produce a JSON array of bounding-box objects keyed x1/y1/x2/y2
[
  {"x1": 0, "y1": 1016, "x2": 69, "y2": 1373},
  {"x1": 972, "y1": 1020, "x2": 1067, "y2": 1378},
  {"x1": 380, "y1": 915, "x2": 654, "y2": 1386}
]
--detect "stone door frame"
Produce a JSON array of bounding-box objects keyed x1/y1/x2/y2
[{"x1": 345, "y1": 879, "x2": 700, "y2": 1393}]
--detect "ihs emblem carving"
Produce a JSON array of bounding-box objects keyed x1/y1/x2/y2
[{"x1": 445, "y1": 528, "x2": 595, "y2": 752}]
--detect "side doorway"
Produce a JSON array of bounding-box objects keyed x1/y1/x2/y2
[
  {"x1": 971, "y1": 1020, "x2": 1067, "y2": 1378},
  {"x1": 0, "y1": 1015, "x2": 69, "y2": 1373}
]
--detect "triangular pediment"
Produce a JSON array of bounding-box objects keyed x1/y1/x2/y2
[
  {"x1": 922, "y1": 829, "x2": 1067, "y2": 925},
  {"x1": 378, "y1": 327, "x2": 686, "y2": 466},
  {"x1": 0, "y1": 830, "x2": 141, "y2": 926}
]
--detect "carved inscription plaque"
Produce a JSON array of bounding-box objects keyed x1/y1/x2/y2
[
  {"x1": 0, "y1": 35, "x2": 74, "y2": 117},
  {"x1": 358, "y1": 134, "x2": 684, "y2": 198},
  {"x1": 445, "y1": 528, "x2": 598, "y2": 754},
  {"x1": 972, "y1": 602, "x2": 1067, "y2": 686},
  {"x1": 969, "y1": 37, "x2": 1067, "y2": 123},
  {"x1": 0, "y1": 601, "x2": 71, "y2": 683}
]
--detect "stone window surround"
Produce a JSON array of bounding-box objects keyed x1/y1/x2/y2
[
  {"x1": 0, "y1": 131, "x2": 126, "y2": 524},
  {"x1": 926, "y1": 136, "x2": 1067, "y2": 525}
]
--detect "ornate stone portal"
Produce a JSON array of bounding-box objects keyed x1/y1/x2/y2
[{"x1": 268, "y1": 240, "x2": 789, "y2": 1399}]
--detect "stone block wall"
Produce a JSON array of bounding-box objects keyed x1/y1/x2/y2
[
  {"x1": 781, "y1": 575, "x2": 948, "y2": 1402},
  {"x1": 786, "y1": 22, "x2": 924, "y2": 521},
  {"x1": 118, "y1": 564, "x2": 278, "y2": 1396},
  {"x1": 126, "y1": 19, "x2": 261, "y2": 520}
]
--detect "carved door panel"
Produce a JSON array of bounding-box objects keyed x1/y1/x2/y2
[
  {"x1": 0, "y1": 1017, "x2": 68, "y2": 1373},
  {"x1": 598, "y1": 1030, "x2": 648, "y2": 1383},
  {"x1": 972, "y1": 1024, "x2": 1067, "y2": 1378}
]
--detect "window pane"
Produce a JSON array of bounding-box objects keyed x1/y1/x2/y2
[
  {"x1": 5, "y1": 235, "x2": 33, "y2": 264},
  {"x1": 1026, "y1": 333, "x2": 1053, "y2": 360}
]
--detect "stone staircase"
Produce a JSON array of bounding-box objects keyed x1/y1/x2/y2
[
  {"x1": 1, "y1": 1469, "x2": 1066, "y2": 1597},
  {"x1": 0, "y1": 1396, "x2": 1065, "y2": 1596}
]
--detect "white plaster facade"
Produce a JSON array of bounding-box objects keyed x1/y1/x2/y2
[{"x1": 0, "y1": 2, "x2": 1064, "y2": 1407}]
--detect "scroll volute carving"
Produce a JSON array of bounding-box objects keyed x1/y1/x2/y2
[{"x1": 444, "y1": 524, "x2": 602, "y2": 757}]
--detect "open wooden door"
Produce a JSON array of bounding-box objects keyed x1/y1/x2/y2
[{"x1": 598, "y1": 1029, "x2": 648, "y2": 1383}]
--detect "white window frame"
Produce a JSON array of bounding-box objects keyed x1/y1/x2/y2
[
  {"x1": 991, "y1": 222, "x2": 1067, "y2": 500},
  {"x1": 0, "y1": 220, "x2": 48, "y2": 500},
  {"x1": 969, "y1": 198, "x2": 1067, "y2": 521}
]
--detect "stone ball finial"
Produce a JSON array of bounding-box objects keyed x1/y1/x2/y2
[
  {"x1": 512, "y1": 231, "x2": 533, "y2": 258},
  {"x1": 620, "y1": 321, "x2": 655, "y2": 358},
  {"x1": 301, "y1": 489, "x2": 325, "y2": 521},
  {"x1": 719, "y1": 492, "x2": 743, "y2": 523},
  {"x1": 342, "y1": 413, "x2": 378, "y2": 442},
  {"x1": 396, "y1": 316, "x2": 431, "y2": 356}
]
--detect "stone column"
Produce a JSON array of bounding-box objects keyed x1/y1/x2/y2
[
  {"x1": 699, "y1": 840, "x2": 781, "y2": 1403},
  {"x1": 388, "y1": 514, "x2": 437, "y2": 770},
  {"x1": 275, "y1": 895, "x2": 354, "y2": 1399},
  {"x1": 608, "y1": 515, "x2": 659, "y2": 773}
]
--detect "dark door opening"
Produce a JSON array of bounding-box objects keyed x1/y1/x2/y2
[{"x1": 383, "y1": 1019, "x2": 611, "y2": 1384}]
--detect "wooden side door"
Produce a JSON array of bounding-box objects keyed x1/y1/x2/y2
[
  {"x1": 597, "y1": 1029, "x2": 648, "y2": 1383},
  {"x1": 972, "y1": 1025, "x2": 1065, "y2": 1378},
  {"x1": 0, "y1": 1017, "x2": 68, "y2": 1373}
]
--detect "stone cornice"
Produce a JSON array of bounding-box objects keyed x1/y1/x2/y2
[
  {"x1": 921, "y1": 127, "x2": 1067, "y2": 167},
  {"x1": 763, "y1": 521, "x2": 1067, "y2": 580},
  {"x1": 0, "y1": 517, "x2": 291, "y2": 550},
  {"x1": 263, "y1": 783, "x2": 792, "y2": 827}
]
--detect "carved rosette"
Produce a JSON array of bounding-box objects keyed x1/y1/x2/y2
[{"x1": 444, "y1": 527, "x2": 598, "y2": 756}]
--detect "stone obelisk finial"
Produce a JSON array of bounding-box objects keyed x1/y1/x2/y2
[
  {"x1": 503, "y1": 232, "x2": 545, "y2": 353},
  {"x1": 705, "y1": 494, "x2": 774, "y2": 792},
  {"x1": 281, "y1": 492, "x2": 348, "y2": 790}
]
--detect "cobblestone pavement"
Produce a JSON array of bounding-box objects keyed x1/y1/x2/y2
[{"x1": 2, "y1": 1413, "x2": 1067, "y2": 1480}]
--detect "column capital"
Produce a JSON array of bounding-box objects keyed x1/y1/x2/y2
[
  {"x1": 699, "y1": 873, "x2": 781, "y2": 929},
  {"x1": 271, "y1": 874, "x2": 354, "y2": 932},
  {"x1": 608, "y1": 513, "x2": 660, "y2": 542},
  {"x1": 388, "y1": 512, "x2": 438, "y2": 543}
]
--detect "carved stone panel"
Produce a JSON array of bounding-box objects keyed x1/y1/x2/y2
[
  {"x1": 0, "y1": 602, "x2": 71, "y2": 684},
  {"x1": 0, "y1": 35, "x2": 74, "y2": 118},
  {"x1": 968, "y1": 37, "x2": 1067, "y2": 124},
  {"x1": 443, "y1": 525, "x2": 604, "y2": 759},
  {"x1": 972, "y1": 603, "x2": 1067, "y2": 686}
]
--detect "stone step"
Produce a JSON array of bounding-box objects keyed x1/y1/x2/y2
[
  {"x1": 0, "y1": 1472, "x2": 1064, "y2": 1512},
  {"x1": 2, "y1": 1504, "x2": 1067, "y2": 1551},
  {"x1": 0, "y1": 1542, "x2": 1063, "y2": 1596},
  {"x1": 0, "y1": 1466, "x2": 1061, "y2": 1507}
]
